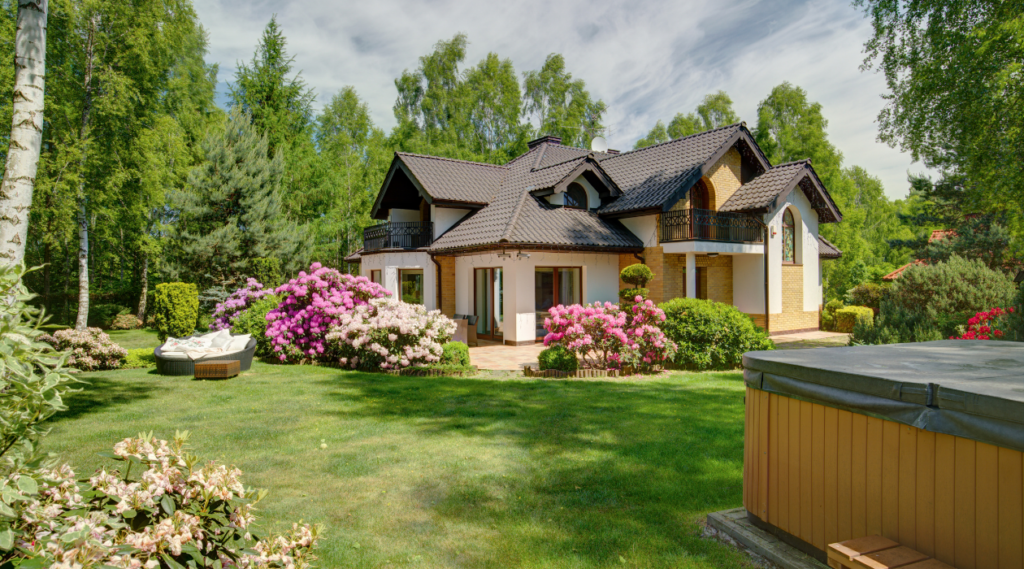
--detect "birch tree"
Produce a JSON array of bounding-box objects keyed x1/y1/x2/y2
[{"x1": 0, "y1": 0, "x2": 47, "y2": 268}]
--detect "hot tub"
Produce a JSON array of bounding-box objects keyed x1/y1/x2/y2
[{"x1": 742, "y1": 340, "x2": 1024, "y2": 568}]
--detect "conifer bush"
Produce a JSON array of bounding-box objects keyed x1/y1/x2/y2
[
  {"x1": 836, "y1": 306, "x2": 874, "y2": 333},
  {"x1": 250, "y1": 257, "x2": 284, "y2": 288},
  {"x1": 619, "y1": 264, "x2": 654, "y2": 305},
  {"x1": 153, "y1": 283, "x2": 199, "y2": 341}
]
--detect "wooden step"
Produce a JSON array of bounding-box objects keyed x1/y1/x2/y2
[{"x1": 827, "y1": 537, "x2": 954, "y2": 569}]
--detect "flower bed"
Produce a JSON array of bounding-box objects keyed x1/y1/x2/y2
[
  {"x1": 541, "y1": 297, "x2": 676, "y2": 373},
  {"x1": 39, "y1": 327, "x2": 128, "y2": 371},
  {"x1": 325, "y1": 297, "x2": 456, "y2": 371},
  {"x1": 266, "y1": 263, "x2": 390, "y2": 362}
]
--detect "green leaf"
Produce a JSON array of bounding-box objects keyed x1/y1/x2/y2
[
  {"x1": 0, "y1": 528, "x2": 13, "y2": 550},
  {"x1": 15, "y1": 477, "x2": 37, "y2": 495},
  {"x1": 161, "y1": 494, "x2": 176, "y2": 516},
  {"x1": 162, "y1": 553, "x2": 186, "y2": 569},
  {"x1": 96, "y1": 451, "x2": 122, "y2": 460},
  {"x1": 0, "y1": 502, "x2": 16, "y2": 518},
  {"x1": 122, "y1": 508, "x2": 137, "y2": 519}
]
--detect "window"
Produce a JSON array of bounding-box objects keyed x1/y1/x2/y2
[
  {"x1": 399, "y1": 269, "x2": 424, "y2": 304},
  {"x1": 782, "y1": 209, "x2": 796, "y2": 264},
  {"x1": 564, "y1": 182, "x2": 588, "y2": 210},
  {"x1": 370, "y1": 270, "x2": 382, "y2": 285},
  {"x1": 682, "y1": 267, "x2": 707, "y2": 299},
  {"x1": 535, "y1": 267, "x2": 582, "y2": 337}
]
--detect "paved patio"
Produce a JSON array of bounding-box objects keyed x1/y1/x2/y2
[{"x1": 468, "y1": 331, "x2": 851, "y2": 371}]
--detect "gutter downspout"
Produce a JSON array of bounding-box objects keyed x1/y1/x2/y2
[
  {"x1": 430, "y1": 253, "x2": 442, "y2": 314},
  {"x1": 754, "y1": 216, "x2": 770, "y2": 333}
]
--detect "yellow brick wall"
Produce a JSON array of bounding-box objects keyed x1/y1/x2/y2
[
  {"x1": 774, "y1": 264, "x2": 818, "y2": 332},
  {"x1": 707, "y1": 148, "x2": 742, "y2": 210},
  {"x1": 439, "y1": 256, "x2": 456, "y2": 317},
  {"x1": 643, "y1": 247, "x2": 666, "y2": 304},
  {"x1": 745, "y1": 313, "x2": 767, "y2": 330},
  {"x1": 661, "y1": 254, "x2": 733, "y2": 303}
]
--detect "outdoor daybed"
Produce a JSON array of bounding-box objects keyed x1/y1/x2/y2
[{"x1": 154, "y1": 334, "x2": 257, "y2": 376}]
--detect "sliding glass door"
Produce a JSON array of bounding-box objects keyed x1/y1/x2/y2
[
  {"x1": 474, "y1": 268, "x2": 503, "y2": 340},
  {"x1": 535, "y1": 267, "x2": 581, "y2": 338}
]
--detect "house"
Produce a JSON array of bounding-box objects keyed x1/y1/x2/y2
[
  {"x1": 346, "y1": 123, "x2": 843, "y2": 345},
  {"x1": 881, "y1": 229, "x2": 955, "y2": 281}
]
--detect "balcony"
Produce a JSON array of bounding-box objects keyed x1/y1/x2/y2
[
  {"x1": 363, "y1": 221, "x2": 434, "y2": 252},
  {"x1": 660, "y1": 209, "x2": 763, "y2": 244}
]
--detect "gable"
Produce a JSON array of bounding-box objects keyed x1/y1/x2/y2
[{"x1": 370, "y1": 153, "x2": 505, "y2": 220}]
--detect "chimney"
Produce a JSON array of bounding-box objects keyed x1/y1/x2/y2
[
  {"x1": 527, "y1": 134, "x2": 562, "y2": 149},
  {"x1": 606, "y1": 149, "x2": 621, "y2": 155}
]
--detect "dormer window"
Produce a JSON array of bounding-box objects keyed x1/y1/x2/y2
[{"x1": 564, "y1": 182, "x2": 588, "y2": 210}]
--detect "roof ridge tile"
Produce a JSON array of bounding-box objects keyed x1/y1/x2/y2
[
  {"x1": 397, "y1": 152, "x2": 508, "y2": 170},
  {"x1": 600, "y1": 122, "x2": 742, "y2": 161}
]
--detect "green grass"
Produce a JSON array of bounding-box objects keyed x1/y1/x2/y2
[
  {"x1": 45, "y1": 365, "x2": 754, "y2": 569},
  {"x1": 106, "y1": 328, "x2": 162, "y2": 350}
]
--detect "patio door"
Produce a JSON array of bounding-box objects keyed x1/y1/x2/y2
[
  {"x1": 535, "y1": 267, "x2": 582, "y2": 338},
  {"x1": 691, "y1": 180, "x2": 710, "y2": 240},
  {"x1": 474, "y1": 268, "x2": 503, "y2": 340}
]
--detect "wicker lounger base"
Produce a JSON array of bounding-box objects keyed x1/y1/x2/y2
[{"x1": 154, "y1": 336, "x2": 257, "y2": 376}]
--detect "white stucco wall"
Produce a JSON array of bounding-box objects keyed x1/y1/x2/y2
[
  {"x1": 453, "y1": 251, "x2": 620, "y2": 344},
  {"x1": 763, "y1": 186, "x2": 822, "y2": 313},
  {"x1": 390, "y1": 209, "x2": 419, "y2": 223},
  {"x1": 733, "y1": 254, "x2": 765, "y2": 315},
  {"x1": 619, "y1": 214, "x2": 659, "y2": 247},
  {"x1": 430, "y1": 205, "x2": 471, "y2": 239},
  {"x1": 359, "y1": 251, "x2": 437, "y2": 311},
  {"x1": 547, "y1": 175, "x2": 602, "y2": 210}
]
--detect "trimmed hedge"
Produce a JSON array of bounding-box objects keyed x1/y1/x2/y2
[
  {"x1": 822, "y1": 299, "x2": 844, "y2": 332},
  {"x1": 846, "y1": 283, "x2": 886, "y2": 315},
  {"x1": 620, "y1": 264, "x2": 654, "y2": 287},
  {"x1": 230, "y1": 295, "x2": 281, "y2": 358},
  {"x1": 121, "y1": 348, "x2": 157, "y2": 370},
  {"x1": 250, "y1": 257, "x2": 283, "y2": 288},
  {"x1": 153, "y1": 283, "x2": 199, "y2": 341},
  {"x1": 618, "y1": 287, "x2": 649, "y2": 303},
  {"x1": 440, "y1": 341, "x2": 470, "y2": 366},
  {"x1": 659, "y1": 297, "x2": 774, "y2": 370},
  {"x1": 836, "y1": 306, "x2": 874, "y2": 333},
  {"x1": 538, "y1": 345, "x2": 578, "y2": 373}
]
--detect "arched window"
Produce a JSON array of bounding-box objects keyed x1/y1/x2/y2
[
  {"x1": 564, "y1": 182, "x2": 588, "y2": 210},
  {"x1": 782, "y1": 209, "x2": 796, "y2": 263}
]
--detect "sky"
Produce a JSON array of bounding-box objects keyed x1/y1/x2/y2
[{"x1": 194, "y1": 0, "x2": 931, "y2": 200}]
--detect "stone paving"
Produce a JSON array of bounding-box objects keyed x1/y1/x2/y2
[{"x1": 468, "y1": 331, "x2": 851, "y2": 371}]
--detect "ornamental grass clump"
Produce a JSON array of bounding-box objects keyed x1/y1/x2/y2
[
  {"x1": 210, "y1": 278, "x2": 275, "y2": 331},
  {"x1": 325, "y1": 298, "x2": 456, "y2": 370},
  {"x1": 266, "y1": 263, "x2": 390, "y2": 362},
  {"x1": 0, "y1": 431, "x2": 321, "y2": 568},
  {"x1": 39, "y1": 327, "x2": 128, "y2": 371},
  {"x1": 542, "y1": 297, "x2": 675, "y2": 373}
]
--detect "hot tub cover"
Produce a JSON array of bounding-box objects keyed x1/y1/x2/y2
[{"x1": 743, "y1": 340, "x2": 1024, "y2": 452}]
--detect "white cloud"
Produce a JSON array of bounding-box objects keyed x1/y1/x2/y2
[{"x1": 195, "y1": 0, "x2": 931, "y2": 199}]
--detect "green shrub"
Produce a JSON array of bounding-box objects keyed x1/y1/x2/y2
[
  {"x1": 89, "y1": 303, "x2": 130, "y2": 328},
  {"x1": 659, "y1": 297, "x2": 774, "y2": 370},
  {"x1": 836, "y1": 306, "x2": 874, "y2": 333},
  {"x1": 250, "y1": 257, "x2": 283, "y2": 288},
  {"x1": 618, "y1": 287, "x2": 650, "y2": 303},
  {"x1": 121, "y1": 348, "x2": 156, "y2": 369},
  {"x1": 886, "y1": 255, "x2": 1016, "y2": 337},
  {"x1": 440, "y1": 341, "x2": 470, "y2": 366},
  {"x1": 153, "y1": 282, "x2": 199, "y2": 341},
  {"x1": 851, "y1": 300, "x2": 944, "y2": 345},
  {"x1": 538, "y1": 345, "x2": 578, "y2": 372},
  {"x1": 110, "y1": 313, "x2": 142, "y2": 330},
  {"x1": 1008, "y1": 283, "x2": 1024, "y2": 342},
  {"x1": 822, "y1": 299, "x2": 844, "y2": 331},
  {"x1": 231, "y1": 294, "x2": 281, "y2": 358},
  {"x1": 846, "y1": 283, "x2": 886, "y2": 314},
  {"x1": 620, "y1": 263, "x2": 654, "y2": 288}
]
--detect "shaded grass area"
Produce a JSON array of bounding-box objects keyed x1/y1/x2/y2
[
  {"x1": 45, "y1": 364, "x2": 753, "y2": 569},
  {"x1": 105, "y1": 328, "x2": 162, "y2": 350}
]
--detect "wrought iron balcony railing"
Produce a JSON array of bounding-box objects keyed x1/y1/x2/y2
[
  {"x1": 363, "y1": 221, "x2": 434, "y2": 251},
  {"x1": 660, "y1": 209, "x2": 763, "y2": 244}
]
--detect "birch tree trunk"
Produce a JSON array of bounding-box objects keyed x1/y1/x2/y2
[
  {"x1": 0, "y1": 0, "x2": 48, "y2": 268},
  {"x1": 74, "y1": 15, "x2": 97, "y2": 330},
  {"x1": 136, "y1": 254, "x2": 147, "y2": 322}
]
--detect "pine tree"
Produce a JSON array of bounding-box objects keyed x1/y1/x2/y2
[{"x1": 167, "y1": 109, "x2": 308, "y2": 286}]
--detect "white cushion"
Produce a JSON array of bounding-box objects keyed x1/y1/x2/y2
[
  {"x1": 225, "y1": 334, "x2": 251, "y2": 351},
  {"x1": 159, "y1": 351, "x2": 189, "y2": 360},
  {"x1": 209, "y1": 329, "x2": 232, "y2": 348},
  {"x1": 161, "y1": 335, "x2": 213, "y2": 353}
]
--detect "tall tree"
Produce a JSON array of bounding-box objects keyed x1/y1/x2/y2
[
  {"x1": 635, "y1": 91, "x2": 739, "y2": 149},
  {"x1": 754, "y1": 82, "x2": 911, "y2": 298},
  {"x1": 0, "y1": 0, "x2": 47, "y2": 268},
  {"x1": 167, "y1": 109, "x2": 308, "y2": 286},
  {"x1": 522, "y1": 53, "x2": 606, "y2": 148},
  {"x1": 857, "y1": 0, "x2": 1024, "y2": 232}
]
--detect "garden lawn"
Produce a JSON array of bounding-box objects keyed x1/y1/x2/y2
[{"x1": 45, "y1": 364, "x2": 752, "y2": 569}]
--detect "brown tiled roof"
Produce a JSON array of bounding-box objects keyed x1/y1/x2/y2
[
  {"x1": 429, "y1": 145, "x2": 641, "y2": 251},
  {"x1": 817, "y1": 235, "x2": 842, "y2": 259},
  {"x1": 596, "y1": 124, "x2": 742, "y2": 215},
  {"x1": 929, "y1": 229, "x2": 955, "y2": 243},
  {"x1": 720, "y1": 160, "x2": 807, "y2": 212},
  {"x1": 343, "y1": 249, "x2": 362, "y2": 263},
  {"x1": 397, "y1": 152, "x2": 506, "y2": 204},
  {"x1": 882, "y1": 259, "x2": 927, "y2": 281}
]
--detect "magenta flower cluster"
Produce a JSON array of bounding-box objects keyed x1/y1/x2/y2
[
  {"x1": 209, "y1": 278, "x2": 275, "y2": 331},
  {"x1": 266, "y1": 263, "x2": 391, "y2": 362},
  {"x1": 543, "y1": 296, "x2": 676, "y2": 372}
]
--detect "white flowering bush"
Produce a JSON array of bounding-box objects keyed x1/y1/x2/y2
[
  {"x1": 325, "y1": 298, "x2": 457, "y2": 370},
  {"x1": 38, "y1": 327, "x2": 128, "y2": 371},
  {"x1": 0, "y1": 432, "x2": 321, "y2": 568}
]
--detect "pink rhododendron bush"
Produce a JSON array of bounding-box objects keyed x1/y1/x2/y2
[
  {"x1": 266, "y1": 263, "x2": 390, "y2": 362},
  {"x1": 325, "y1": 298, "x2": 457, "y2": 370},
  {"x1": 0, "y1": 432, "x2": 321, "y2": 568},
  {"x1": 211, "y1": 278, "x2": 275, "y2": 331},
  {"x1": 543, "y1": 297, "x2": 676, "y2": 373},
  {"x1": 39, "y1": 327, "x2": 128, "y2": 371}
]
